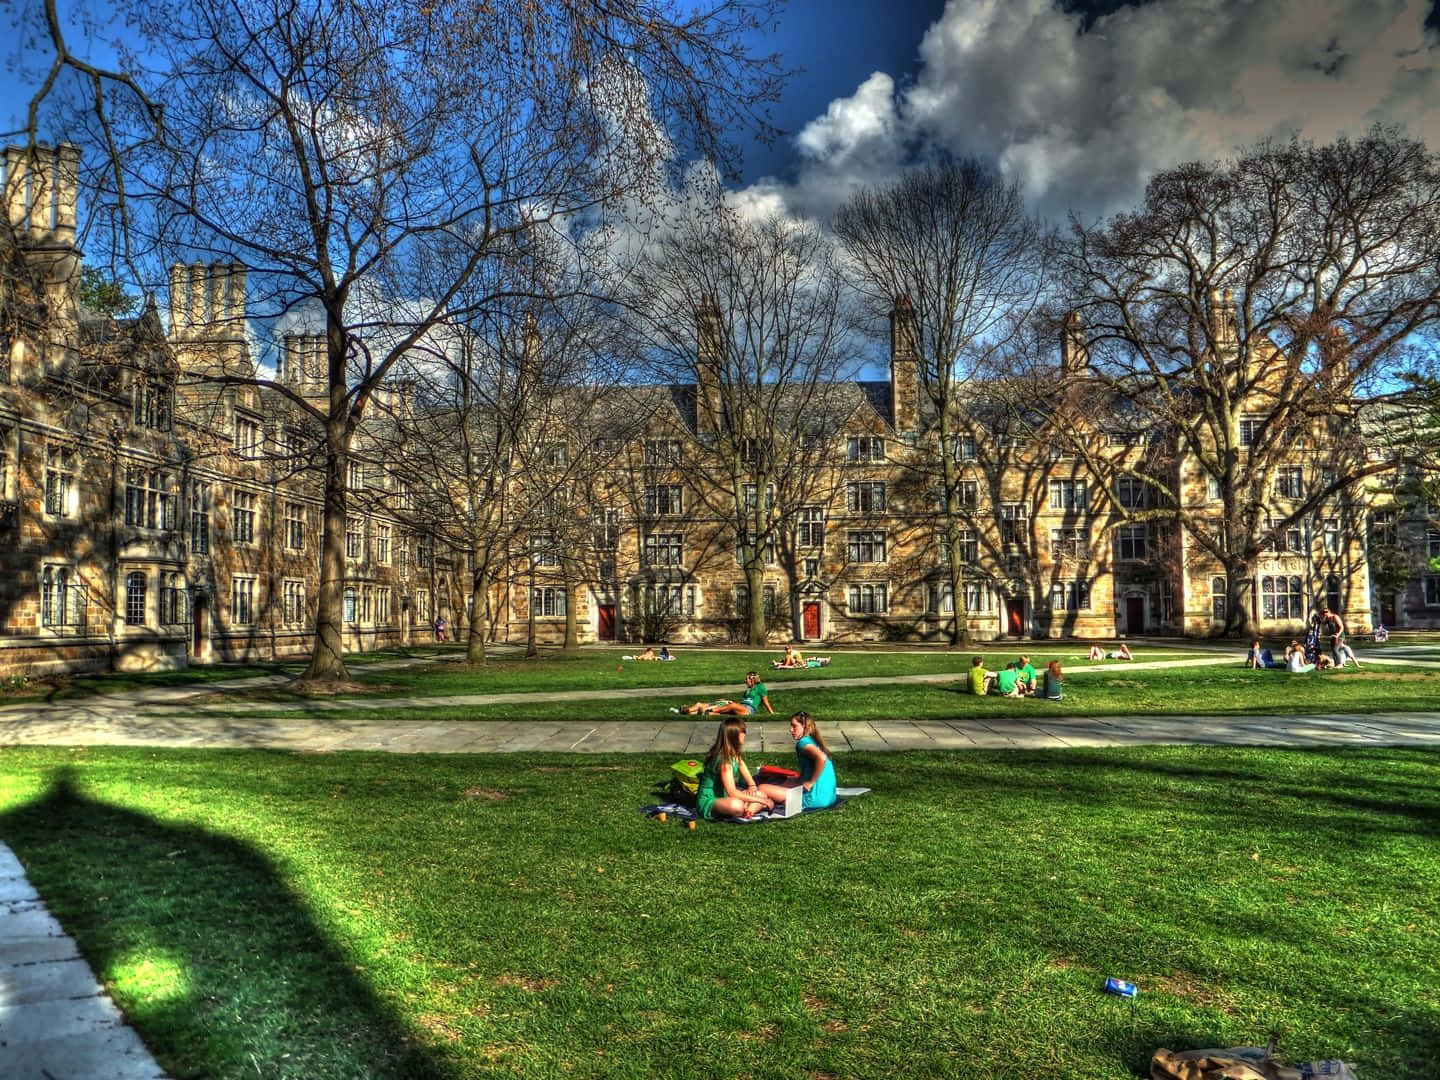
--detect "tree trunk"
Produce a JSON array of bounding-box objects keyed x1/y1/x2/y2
[
  {"x1": 301, "y1": 418, "x2": 350, "y2": 682},
  {"x1": 466, "y1": 555, "x2": 488, "y2": 666},
  {"x1": 946, "y1": 531, "x2": 970, "y2": 649},
  {"x1": 1222, "y1": 554, "x2": 1255, "y2": 638},
  {"x1": 562, "y1": 561, "x2": 580, "y2": 652},
  {"x1": 746, "y1": 556, "x2": 767, "y2": 646},
  {"x1": 525, "y1": 558, "x2": 538, "y2": 658}
]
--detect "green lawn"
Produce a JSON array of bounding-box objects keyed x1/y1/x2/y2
[
  {"x1": 241, "y1": 662, "x2": 1440, "y2": 724},
  {"x1": 1, "y1": 747, "x2": 1434, "y2": 1079}
]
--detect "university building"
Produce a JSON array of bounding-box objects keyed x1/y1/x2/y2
[{"x1": 1, "y1": 143, "x2": 1430, "y2": 676}]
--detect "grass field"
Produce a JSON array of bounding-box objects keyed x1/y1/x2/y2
[{"x1": 1, "y1": 746, "x2": 1435, "y2": 1079}]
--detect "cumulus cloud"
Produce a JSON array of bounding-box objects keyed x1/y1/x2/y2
[{"x1": 766, "y1": 0, "x2": 1440, "y2": 223}]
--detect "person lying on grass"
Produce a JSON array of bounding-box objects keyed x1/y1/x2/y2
[
  {"x1": 697, "y1": 717, "x2": 775, "y2": 821},
  {"x1": 672, "y1": 671, "x2": 774, "y2": 716},
  {"x1": 757, "y1": 711, "x2": 837, "y2": 811},
  {"x1": 1088, "y1": 642, "x2": 1134, "y2": 661}
]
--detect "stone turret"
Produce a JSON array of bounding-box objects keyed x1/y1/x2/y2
[
  {"x1": 168, "y1": 261, "x2": 247, "y2": 342},
  {"x1": 279, "y1": 333, "x2": 326, "y2": 398},
  {"x1": 1207, "y1": 287, "x2": 1238, "y2": 351},
  {"x1": 2, "y1": 143, "x2": 82, "y2": 376},
  {"x1": 695, "y1": 295, "x2": 723, "y2": 434},
  {"x1": 889, "y1": 296, "x2": 919, "y2": 433},
  {"x1": 1059, "y1": 310, "x2": 1088, "y2": 374}
]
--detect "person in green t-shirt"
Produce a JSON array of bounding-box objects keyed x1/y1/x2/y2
[
  {"x1": 1016, "y1": 654, "x2": 1038, "y2": 695},
  {"x1": 696, "y1": 717, "x2": 774, "y2": 820},
  {"x1": 994, "y1": 662, "x2": 1023, "y2": 697},
  {"x1": 674, "y1": 671, "x2": 775, "y2": 716},
  {"x1": 967, "y1": 656, "x2": 995, "y2": 695}
]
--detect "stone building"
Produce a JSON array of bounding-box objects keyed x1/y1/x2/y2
[{"x1": 0, "y1": 141, "x2": 1411, "y2": 675}]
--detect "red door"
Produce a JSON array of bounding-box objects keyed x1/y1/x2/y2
[
  {"x1": 598, "y1": 604, "x2": 616, "y2": 642},
  {"x1": 1006, "y1": 597, "x2": 1025, "y2": 637},
  {"x1": 1126, "y1": 596, "x2": 1145, "y2": 635},
  {"x1": 802, "y1": 602, "x2": 821, "y2": 640}
]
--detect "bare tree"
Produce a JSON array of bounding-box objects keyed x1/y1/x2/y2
[
  {"x1": 834, "y1": 158, "x2": 1049, "y2": 646},
  {"x1": 1055, "y1": 127, "x2": 1440, "y2": 636},
  {"x1": 23, "y1": 0, "x2": 782, "y2": 683},
  {"x1": 624, "y1": 202, "x2": 857, "y2": 645}
]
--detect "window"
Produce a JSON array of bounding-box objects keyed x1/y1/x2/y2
[
  {"x1": 540, "y1": 443, "x2": 568, "y2": 467},
  {"x1": 798, "y1": 507, "x2": 824, "y2": 548},
  {"x1": 234, "y1": 414, "x2": 261, "y2": 458},
  {"x1": 1159, "y1": 582, "x2": 1175, "y2": 623},
  {"x1": 1325, "y1": 575, "x2": 1342, "y2": 615},
  {"x1": 397, "y1": 534, "x2": 410, "y2": 573},
  {"x1": 1115, "y1": 477, "x2": 1149, "y2": 509},
  {"x1": 965, "y1": 582, "x2": 993, "y2": 612},
  {"x1": 846, "y1": 531, "x2": 886, "y2": 564},
  {"x1": 1323, "y1": 519, "x2": 1340, "y2": 555},
  {"x1": 283, "y1": 427, "x2": 305, "y2": 465},
  {"x1": 742, "y1": 483, "x2": 774, "y2": 511},
  {"x1": 361, "y1": 586, "x2": 373, "y2": 622},
  {"x1": 343, "y1": 586, "x2": 357, "y2": 623},
  {"x1": 1425, "y1": 575, "x2": 1440, "y2": 607},
  {"x1": 374, "y1": 522, "x2": 390, "y2": 564},
  {"x1": 282, "y1": 579, "x2": 306, "y2": 625},
  {"x1": 124, "y1": 467, "x2": 175, "y2": 530},
  {"x1": 1369, "y1": 511, "x2": 1398, "y2": 547},
  {"x1": 285, "y1": 502, "x2": 305, "y2": 550},
  {"x1": 124, "y1": 570, "x2": 147, "y2": 626},
  {"x1": 41, "y1": 565, "x2": 84, "y2": 628},
  {"x1": 1275, "y1": 466, "x2": 1304, "y2": 499},
  {"x1": 1050, "y1": 579, "x2": 1091, "y2": 611},
  {"x1": 347, "y1": 459, "x2": 365, "y2": 491},
  {"x1": 846, "y1": 435, "x2": 885, "y2": 463},
  {"x1": 415, "y1": 589, "x2": 430, "y2": 623},
  {"x1": 1238, "y1": 418, "x2": 1262, "y2": 447},
  {"x1": 738, "y1": 438, "x2": 764, "y2": 465},
  {"x1": 1206, "y1": 474, "x2": 1223, "y2": 502},
  {"x1": 417, "y1": 541, "x2": 434, "y2": 568},
  {"x1": 847, "y1": 482, "x2": 886, "y2": 513},
  {"x1": 594, "y1": 508, "x2": 621, "y2": 550},
  {"x1": 940, "y1": 529, "x2": 978, "y2": 563},
  {"x1": 1000, "y1": 503, "x2": 1028, "y2": 547},
  {"x1": 643, "y1": 532, "x2": 683, "y2": 567},
  {"x1": 955, "y1": 480, "x2": 979, "y2": 509},
  {"x1": 189, "y1": 481, "x2": 210, "y2": 554},
  {"x1": 530, "y1": 532, "x2": 558, "y2": 567},
  {"x1": 1428, "y1": 529, "x2": 1440, "y2": 560},
  {"x1": 132, "y1": 382, "x2": 172, "y2": 430},
  {"x1": 346, "y1": 523, "x2": 363, "y2": 560},
  {"x1": 645, "y1": 483, "x2": 683, "y2": 516},
  {"x1": 232, "y1": 489, "x2": 256, "y2": 544},
  {"x1": 1048, "y1": 479, "x2": 1087, "y2": 511},
  {"x1": 1107, "y1": 430, "x2": 1140, "y2": 447},
  {"x1": 231, "y1": 576, "x2": 255, "y2": 624},
  {"x1": 953, "y1": 435, "x2": 977, "y2": 460},
  {"x1": 44, "y1": 445, "x2": 75, "y2": 517},
  {"x1": 804, "y1": 557, "x2": 820, "y2": 579},
  {"x1": 847, "y1": 583, "x2": 887, "y2": 613},
  {"x1": 735, "y1": 527, "x2": 776, "y2": 566},
  {"x1": 642, "y1": 439, "x2": 682, "y2": 465},
  {"x1": 1269, "y1": 517, "x2": 1302, "y2": 554},
  {"x1": 1050, "y1": 527, "x2": 1089, "y2": 560},
  {"x1": 645, "y1": 583, "x2": 695, "y2": 617},
  {"x1": 1261, "y1": 575, "x2": 1303, "y2": 620},
  {"x1": 801, "y1": 426, "x2": 825, "y2": 452},
  {"x1": 377, "y1": 586, "x2": 392, "y2": 624},
  {"x1": 1211, "y1": 576, "x2": 1227, "y2": 621},
  {"x1": 1116, "y1": 524, "x2": 1147, "y2": 561},
  {"x1": 159, "y1": 572, "x2": 186, "y2": 625},
  {"x1": 928, "y1": 582, "x2": 953, "y2": 615}
]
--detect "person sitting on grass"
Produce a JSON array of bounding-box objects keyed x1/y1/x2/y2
[
  {"x1": 633, "y1": 647, "x2": 658, "y2": 661},
  {"x1": 1016, "y1": 654, "x2": 1038, "y2": 695},
  {"x1": 659, "y1": 646, "x2": 673, "y2": 661},
  {"x1": 773, "y1": 645, "x2": 805, "y2": 669},
  {"x1": 1041, "y1": 660, "x2": 1064, "y2": 701},
  {"x1": 696, "y1": 717, "x2": 775, "y2": 821},
  {"x1": 672, "y1": 671, "x2": 775, "y2": 716},
  {"x1": 967, "y1": 656, "x2": 996, "y2": 695},
  {"x1": 757, "y1": 711, "x2": 837, "y2": 811},
  {"x1": 993, "y1": 661, "x2": 1025, "y2": 698},
  {"x1": 1246, "y1": 639, "x2": 1263, "y2": 669},
  {"x1": 1285, "y1": 640, "x2": 1315, "y2": 674}
]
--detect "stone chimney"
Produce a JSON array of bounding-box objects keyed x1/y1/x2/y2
[
  {"x1": 280, "y1": 333, "x2": 326, "y2": 396},
  {"x1": 696, "y1": 295, "x2": 723, "y2": 433},
  {"x1": 1207, "y1": 286, "x2": 1238, "y2": 352},
  {"x1": 2, "y1": 143, "x2": 83, "y2": 376},
  {"x1": 889, "y1": 296, "x2": 919, "y2": 433},
  {"x1": 168, "y1": 261, "x2": 247, "y2": 341},
  {"x1": 3, "y1": 143, "x2": 80, "y2": 244},
  {"x1": 1059, "y1": 310, "x2": 1088, "y2": 374}
]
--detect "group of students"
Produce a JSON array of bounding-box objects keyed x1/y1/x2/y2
[
  {"x1": 1246, "y1": 606, "x2": 1362, "y2": 673},
  {"x1": 772, "y1": 645, "x2": 832, "y2": 669},
  {"x1": 967, "y1": 654, "x2": 1065, "y2": 700}
]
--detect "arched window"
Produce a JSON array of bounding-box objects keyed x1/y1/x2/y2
[
  {"x1": 1261, "y1": 575, "x2": 1303, "y2": 620},
  {"x1": 125, "y1": 571, "x2": 148, "y2": 626},
  {"x1": 1210, "y1": 576, "x2": 1226, "y2": 621}
]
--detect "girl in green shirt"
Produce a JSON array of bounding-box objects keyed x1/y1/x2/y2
[{"x1": 696, "y1": 718, "x2": 775, "y2": 821}]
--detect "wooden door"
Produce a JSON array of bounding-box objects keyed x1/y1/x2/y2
[
  {"x1": 1125, "y1": 596, "x2": 1145, "y2": 635},
  {"x1": 598, "y1": 604, "x2": 616, "y2": 642},
  {"x1": 802, "y1": 602, "x2": 821, "y2": 640},
  {"x1": 1005, "y1": 597, "x2": 1025, "y2": 637},
  {"x1": 191, "y1": 595, "x2": 207, "y2": 658}
]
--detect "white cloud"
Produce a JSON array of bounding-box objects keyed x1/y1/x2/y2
[{"x1": 762, "y1": 0, "x2": 1440, "y2": 222}]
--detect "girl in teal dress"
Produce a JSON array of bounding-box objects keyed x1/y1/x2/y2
[
  {"x1": 695, "y1": 717, "x2": 774, "y2": 821},
  {"x1": 759, "y1": 712, "x2": 837, "y2": 810}
]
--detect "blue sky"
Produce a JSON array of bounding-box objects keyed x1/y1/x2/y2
[{"x1": 7, "y1": 0, "x2": 1440, "y2": 225}]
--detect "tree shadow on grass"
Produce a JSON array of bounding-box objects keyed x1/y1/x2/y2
[{"x1": 0, "y1": 769, "x2": 454, "y2": 1080}]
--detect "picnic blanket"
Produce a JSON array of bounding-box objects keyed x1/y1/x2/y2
[{"x1": 642, "y1": 786, "x2": 871, "y2": 824}]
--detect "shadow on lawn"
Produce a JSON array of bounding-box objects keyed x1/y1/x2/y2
[{"x1": 0, "y1": 770, "x2": 453, "y2": 1080}]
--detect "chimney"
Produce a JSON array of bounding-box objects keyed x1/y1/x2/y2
[
  {"x1": 889, "y1": 295, "x2": 919, "y2": 433},
  {"x1": 696, "y1": 295, "x2": 723, "y2": 433},
  {"x1": 1208, "y1": 286, "x2": 1237, "y2": 351},
  {"x1": 1059, "y1": 310, "x2": 1088, "y2": 374},
  {"x1": 3, "y1": 143, "x2": 79, "y2": 241}
]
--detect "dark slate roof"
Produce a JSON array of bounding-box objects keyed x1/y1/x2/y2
[{"x1": 857, "y1": 381, "x2": 893, "y2": 427}]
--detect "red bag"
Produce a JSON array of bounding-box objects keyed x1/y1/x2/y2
[{"x1": 757, "y1": 764, "x2": 799, "y2": 782}]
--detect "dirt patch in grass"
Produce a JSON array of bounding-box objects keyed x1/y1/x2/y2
[
  {"x1": 417, "y1": 1015, "x2": 464, "y2": 1042},
  {"x1": 494, "y1": 973, "x2": 557, "y2": 992},
  {"x1": 463, "y1": 787, "x2": 508, "y2": 801},
  {"x1": 1148, "y1": 970, "x2": 1237, "y2": 1012}
]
